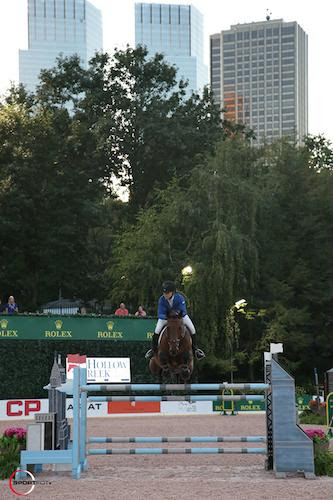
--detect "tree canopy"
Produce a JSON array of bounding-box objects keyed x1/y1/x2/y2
[{"x1": 0, "y1": 47, "x2": 332, "y2": 384}]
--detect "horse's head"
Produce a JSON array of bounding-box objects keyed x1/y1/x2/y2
[{"x1": 166, "y1": 310, "x2": 185, "y2": 357}]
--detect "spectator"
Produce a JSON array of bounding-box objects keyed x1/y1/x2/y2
[
  {"x1": 135, "y1": 305, "x2": 147, "y2": 317},
  {"x1": 5, "y1": 296, "x2": 18, "y2": 315},
  {"x1": 114, "y1": 303, "x2": 129, "y2": 316}
]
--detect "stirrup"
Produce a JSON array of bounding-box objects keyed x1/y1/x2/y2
[
  {"x1": 195, "y1": 348, "x2": 205, "y2": 360},
  {"x1": 145, "y1": 349, "x2": 153, "y2": 359}
]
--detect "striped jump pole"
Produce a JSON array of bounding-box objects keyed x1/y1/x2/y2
[
  {"x1": 88, "y1": 447, "x2": 267, "y2": 455},
  {"x1": 87, "y1": 395, "x2": 265, "y2": 402},
  {"x1": 81, "y1": 383, "x2": 269, "y2": 392},
  {"x1": 88, "y1": 436, "x2": 266, "y2": 443}
]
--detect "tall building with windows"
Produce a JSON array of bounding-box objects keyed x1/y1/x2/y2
[
  {"x1": 135, "y1": 3, "x2": 208, "y2": 96},
  {"x1": 210, "y1": 19, "x2": 308, "y2": 144},
  {"x1": 19, "y1": 0, "x2": 103, "y2": 92}
]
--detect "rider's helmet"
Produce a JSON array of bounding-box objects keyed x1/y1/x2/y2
[{"x1": 162, "y1": 280, "x2": 176, "y2": 293}]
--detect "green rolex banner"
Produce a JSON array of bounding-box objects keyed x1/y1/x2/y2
[
  {"x1": 213, "y1": 395, "x2": 315, "y2": 413},
  {"x1": 0, "y1": 315, "x2": 156, "y2": 341}
]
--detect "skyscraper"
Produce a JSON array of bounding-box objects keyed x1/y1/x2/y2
[
  {"x1": 210, "y1": 19, "x2": 308, "y2": 144},
  {"x1": 19, "y1": 0, "x2": 103, "y2": 92},
  {"x1": 135, "y1": 3, "x2": 208, "y2": 96}
]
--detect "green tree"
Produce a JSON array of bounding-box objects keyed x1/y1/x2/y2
[
  {"x1": 36, "y1": 47, "x2": 250, "y2": 208},
  {"x1": 252, "y1": 139, "x2": 333, "y2": 380},
  {"x1": 0, "y1": 93, "x2": 106, "y2": 309}
]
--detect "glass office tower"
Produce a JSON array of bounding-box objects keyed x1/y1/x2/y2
[
  {"x1": 19, "y1": 0, "x2": 103, "y2": 92},
  {"x1": 135, "y1": 3, "x2": 208, "y2": 96},
  {"x1": 210, "y1": 19, "x2": 308, "y2": 144}
]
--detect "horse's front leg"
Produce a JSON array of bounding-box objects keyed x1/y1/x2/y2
[
  {"x1": 179, "y1": 351, "x2": 193, "y2": 381},
  {"x1": 159, "y1": 351, "x2": 169, "y2": 371}
]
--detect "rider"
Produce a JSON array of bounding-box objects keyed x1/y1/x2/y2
[{"x1": 145, "y1": 280, "x2": 205, "y2": 360}]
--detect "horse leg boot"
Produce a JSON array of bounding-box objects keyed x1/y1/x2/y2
[
  {"x1": 190, "y1": 333, "x2": 205, "y2": 360},
  {"x1": 145, "y1": 333, "x2": 159, "y2": 359}
]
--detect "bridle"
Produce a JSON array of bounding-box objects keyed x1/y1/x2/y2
[{"x1": 167, "y1": 320, "x2": 187, "y2": 356}]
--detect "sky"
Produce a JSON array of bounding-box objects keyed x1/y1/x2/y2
[{"x1": 0, "y1": 0, "x2": 333, "y2": 140}]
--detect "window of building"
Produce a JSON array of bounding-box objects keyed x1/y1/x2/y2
[
  {"x1": 223, "y1": 33, "x2": 235, "y2": 42},
  {"x1": 282, "y1": 79, "x2": 294, "y2": 86},
  {"x1": 251, "y1": 30, "x2": 257, "y2": 38},
  {"x1": 282, "y1": 71, "x2": 294, "y2": 79},
  {"x1": 273, "y1": 28, "x2": 279, "y2": 35},
  {"x1": 282, "y1": 36, "x2": 295, "y2": 43},
  {"x1": 224, "y1": 78, "x2": 236, "y2": 84},
  {"x1": 224, "y1": 51, "x2": 235, "y2": 58}
]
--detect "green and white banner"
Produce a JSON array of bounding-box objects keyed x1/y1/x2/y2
[{"x1": 0, "y1": 315, "x2": 155, "y2": 341}]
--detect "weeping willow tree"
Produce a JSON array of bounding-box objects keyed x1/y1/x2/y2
[
  {"x1": 106, "y1": 138, "x2": 262, "y2": 377},
  {"x1": 180, "y1": 139, "x2": 261, "y2": 378}
]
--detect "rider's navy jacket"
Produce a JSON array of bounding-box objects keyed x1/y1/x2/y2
[{"x1": 157, "y1": 292, "x2": 187, "y2": 320}]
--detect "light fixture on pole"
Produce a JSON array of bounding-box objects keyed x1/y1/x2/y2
[{"x1": 181, "y1": 265, "x2": 193, "y2": 277}]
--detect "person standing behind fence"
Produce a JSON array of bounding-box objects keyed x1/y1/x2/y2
[
  {"x1": 5, "y1": 296, "x2": 18, "y2": 315},
  {"x1": 114, "y1": 303, "x2": 129, "y2": 316},
  {"x1": 135, "y1": 305, "x2": 147, "y2": 317}
]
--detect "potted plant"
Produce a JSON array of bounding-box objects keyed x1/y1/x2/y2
[
  {"x1": 0, "y1": 427, "x2": 26, "y2": 480},
  {"x1": 304, "y1": 428, "x2": 331, "y2": 455}
]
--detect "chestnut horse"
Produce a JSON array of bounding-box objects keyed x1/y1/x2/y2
[{"x1": 149, "y1": 310, "x2": 193, "y2": 382}]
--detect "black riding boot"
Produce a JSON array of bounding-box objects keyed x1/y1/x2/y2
[
  {"x1": 145, "y1": 333, "x2": 159, "y2": 359},
  {"x1": 191, "y1": 333, "x2": 205, "y2": 360}
]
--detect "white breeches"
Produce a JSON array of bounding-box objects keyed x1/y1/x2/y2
[{"x1": 154, "y1": 315, "x2": 196, "y2": 335}]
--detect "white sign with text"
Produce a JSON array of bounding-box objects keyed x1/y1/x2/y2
[{"x1": 66, "y1": 356, "x2": 131, "y2": 383}]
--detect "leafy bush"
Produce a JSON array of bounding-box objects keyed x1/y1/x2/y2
[
  {"x1": 314, "y1": 451, "x2": 333, "y2": 476},
  {"x1": 299, "y1": 411, "x2": 326, "y2": 425}
]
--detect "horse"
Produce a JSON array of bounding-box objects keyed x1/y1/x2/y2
[{"x1": 149, "y1": 310, "x2": 194, "y2": 382}]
